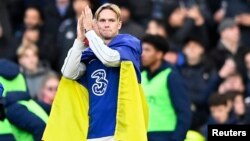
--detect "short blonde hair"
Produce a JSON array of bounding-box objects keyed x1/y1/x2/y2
[
  {"x1": 17, "y1": 43, "x2": 39, "y2": 58},
  {"x1": 94, "y1": 3, "x2": 121, "y2": 21}
]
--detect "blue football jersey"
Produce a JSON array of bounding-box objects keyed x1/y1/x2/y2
[{"x1": 79, "y1": 34, "x2": 142, "y2": 139}]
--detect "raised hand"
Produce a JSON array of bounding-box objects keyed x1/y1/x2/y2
[
  {"x1": 83, "y1": 5, "x2": 93, "y2": 32},
  {"x1": 77, "y1": 12, "x2": 85, "y2": 41}
]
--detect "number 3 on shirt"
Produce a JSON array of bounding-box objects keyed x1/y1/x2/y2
[{"x1": 91, "y1": 69, "x2": 108, "y2": 96}]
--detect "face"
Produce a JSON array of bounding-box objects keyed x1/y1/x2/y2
[
  {"x1": 56, "y1": 0, "x2": 69, "y2": 5},
  {"x1": 221, "y1": 26, "x2": 240, "y2": 43},
  {"x1": 120, "y1": 7, "x2": 130, "y2": 23},
  {"x1": 73, "y1": 0, "x2": 89, "y2": 16},
  {"x1": 228, "y1": 76, "x2": 245, "y2": 92},
  {"x1": 41, "y1": 78, "x2": 59, "y2": 105},
  {"x1": 233, "y1": 94, "x2": 245, "y2": 116},
  {"x1": 0, "y1": 24, "x2": 3, "y2": 38},
  {"x1": 146, "y1": 20, "x2": 166, "y2": 37},
  {"x1": 245, "y1": 53, "x2": 250, "y2": 71},
  {"x1": 164, "y1": 51, "x2": 178, "y2": 65},
  {"x1": 96, "y1": 9, "x2": 122, "y2": 40},
  {"x1": 169, "y1": 8, "x2": 186, "y2": 27},
  {"x1": 183, "y1": 41, "x2": 204, "y2": 64},
  {"x1": 24, "y1": 29, "x2": 40, "y2": 43},
  {"x1": 146, "y1": 20, "x2": 158, "y2": 35},
  {"x1": 19, "y1": 48, "x2": 39, "y2": 72},
  {"x1": 142, "y1": 43, "x2": 163, "y2": 67},
  {"x1": 210, "y1": 105, "x2": 229, "y2": 124},
  {"x1": 24, "y1": 8, "x2": 42, "y2": 28}
]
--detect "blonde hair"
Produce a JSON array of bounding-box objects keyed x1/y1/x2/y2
[
  {"x1": 94, "y1": 3, "x2": 121, "y2": 21},
  {"x1": 17, "y1": 43, "x2": 39, "y2": 58}
]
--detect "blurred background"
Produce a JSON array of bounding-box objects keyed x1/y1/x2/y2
[{"x1": 0, "y1": 0, "x2": 250, "y2": 141}]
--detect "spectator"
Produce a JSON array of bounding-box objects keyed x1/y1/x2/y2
[
  {"x1": 209, "y1": 18, "x2": 247, "y2": 72},
  {"x1": 0, "y1": 1, "x2": 19, "y2": 61},
  {"x1": 56, "y1": 0, "x2": 90, "y2": 72},
  {"x1": 15, "y1": 6, "x2": 44, "y2": 38},
  {"x1": 118, "y1": 2, "x2": 145, "y2": 39},
  {"x1": 165, "y1": 2, "x2": 209, "y2": 51},
  {"x1": 243, "y1": 50, "x2": 250, "y2": 97},
  {"x1": 44, "y1": 0, "x2": 75, "y2": 37},
  {"x1": 0, "y1": 59, "x2": 48, "y2": 141},
  {"x1": 19, "y1": 27, "x2": 56, "y2": 66},
  {"x1": 17, "y1": 43, "x2": 52, "y2": 98},
  {"x1": 220, "y1": 0, "x2": 250, "y2": 47},
  {"x1": 0, "y1": 0, "x2": 12, "y2": 41},
  {"x1": 124, "y1": 0, "x2": 152, "y2": 27},
  {"x1": 141, "y1": 35, "x2": 191, "y2": 141},
  {"x1": 0, "y1": 59, "x2": 25, "y2": 141},
  {"x1": 232, "y1": 92, "x2": 250, "y2": 124},
  {"x1": 146, "y1": 18, "x2": 185, "y2": 66},
  {"x1": 146, "y1": 18, "x2": 167, "y2": 37},
  {"x1": 37, "y1": 72, "x2": 60, "y2": 114},
  {"x1": 13, "y1": 6, "x2": 57, "y2": 68},
  {"x1": 201, "y1": 93, "x2": 237, "y2": 139},
  {"x1": 218, "y1": 73, "x2": 245, "y2": 95},
  {"x1": 0, "y1": 81, "x2": 15, "y2": 141},
  {"x1": 0, "y1": 23, "x2": 18, "y2": 61},
  {"x1": 179, "y1": 37, "x2": 219, "y2": 130}
]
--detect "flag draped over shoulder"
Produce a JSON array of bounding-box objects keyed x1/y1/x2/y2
[
  {"x1": 42, "y1": 76, "x2": 89, "y2": 141},
  {"x1": 42, "y1": 61, "x2": 148, "y2": 141}
]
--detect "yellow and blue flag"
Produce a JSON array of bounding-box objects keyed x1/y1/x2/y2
[{"x1": 42, "y1": 61, "x2": 148, "y2": 141}]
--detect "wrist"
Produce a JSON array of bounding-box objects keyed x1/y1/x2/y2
[
  {"x1": 77, "y1": 36, "x2": 84, "y2": 41},
  {"x1": 85, "y1": 28, "x2": 93, "y2": 33}
]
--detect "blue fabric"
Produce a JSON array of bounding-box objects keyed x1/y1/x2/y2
[
  {"x1": 80, "y1": 34, "x2": 142, "y2": 139},
  {"x1": 200, "y1": 112, "x2": 238, "y2": 139},
  {"x1": 0, "y1": 84, "x2": 3, "y2": 97},
  {"x1": 0, "y1": 134, "x2": 16, "y2": 141},
  {"x1": 5, "y1": 91, "x2": 46, "y2": 141},
  {"x1": 168, "y1": 67, "x2": 192, "y2": 141},
  {"x1": 0, "y1": 59, "x2": 20, "y2": 80}
]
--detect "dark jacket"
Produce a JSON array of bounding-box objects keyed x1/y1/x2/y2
[
  {"x1": 0, "y1": 59, "x2": 50, "y2": 141},
  {"x1": 145, "y1": 61, "x2": 192, "y2": 141},
  {"x1": 56, "y1": 18, "x2": 77, "y2": 71},
  {"x1": 200, "y1": 112, "x2": 238, "y2": 139},
  {"x1": 120, "y1": 20, "x2": 145, "y2": 39},
  {"x1": 44, "y1": 3, "x2": 75, "y2": 37},
  {"x1": 178, "y1": 58, "x2": 220, "y2": 107},
  {"x1": 178, "y1": 57, "x2": 221, "y2": 129},
  {"x1": 167, "y1": 18, "x2": 210, "y2": 51},
  {"x1": 0, "y1": 59, "x2": 20, "y2": 80},
  {"x1": 209, "y1": 41, "x2": 247, "y2": 70},
  {"x1": 5, "y1": 91, "x2": 47, "y2": 141}
]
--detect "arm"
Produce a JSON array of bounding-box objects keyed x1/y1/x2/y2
[
  {"x1": 85, "y1": 30, "x2": 121, "y2": 67},
  {"x1": 6, "y1": 103, "x2": 46, "y2": 141},
  {"x1": 168, "y1": 70, "x2": 192, "y2": 141},
  {"x1": 61, "y1": 39, "x2": 87, "y2": 80},
  {"x1": 61, "y1": 12, "x2": 87, "y2": 80}
]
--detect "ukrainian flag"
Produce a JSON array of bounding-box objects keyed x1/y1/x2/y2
[{"x1": 42, "y1": 61, "x2": 148, "y2": 141}]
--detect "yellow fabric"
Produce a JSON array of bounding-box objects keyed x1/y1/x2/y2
[
  {"x1": 42, "y1": 61, "x2": 148, "y2": 141},
  {"x1": 42, "y1": 77, "x2": 89, "y2": 141},
  {"x1": 114, "y1": 61, "x2": 148, "y2": 141},
  {"x1": 185, "y1": 130, "x2": 205, "y2": 141}
]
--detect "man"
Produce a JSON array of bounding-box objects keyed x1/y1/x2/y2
[
  {"x1": 180, "y1": 37, "x2": 218, "y2": 130},
  {"x1": 118, "y1": 2, "x2": 145, "y2": 39},
  {"x1": 0, "y1": 59, "x2": 49, "y2": 141},
  {"x1": 44, "y1": 0, "x2": 74, "y2": 37},
  {"x1": 141, "y1": 35, "x2": 191, "y2": 141},
  {"x1": 61, "y1": 3, "x2": 143, "y2": 141},
  {"x1": 210, "y1": 18, "x2": 247, "y2": 72}
]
